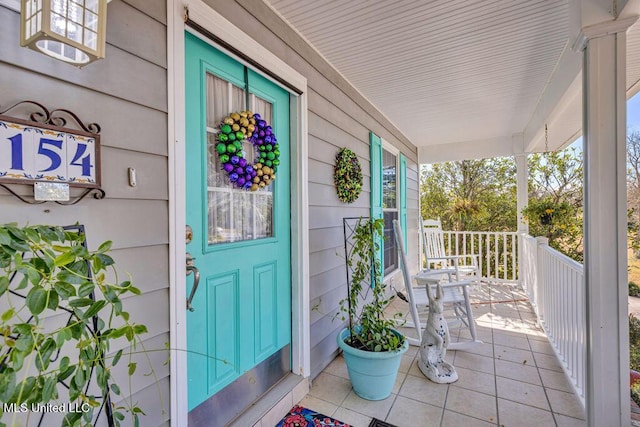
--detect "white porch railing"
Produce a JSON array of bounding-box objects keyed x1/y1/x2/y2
[
  {"x1": 520, "y1": 234, "x2": 586, "y2": 407},
  {"x1": 441, "y1": 231, "x2": 518, "y2": 282},
  {"x1": 442, "y1": 230, "x2": 586, "y2": 406}
]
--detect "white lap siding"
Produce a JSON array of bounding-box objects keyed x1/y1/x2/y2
[{"x1": 0, "y1": 1, "x2": 170, "y2": 425}]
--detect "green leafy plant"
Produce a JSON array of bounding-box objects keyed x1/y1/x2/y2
[
  {"x1": 630, "y1": 315, "x2": 640, "y2": 406},
  {"x1": 521, "y1": 196, "x2": 583, "y2": 262},
  {"x1": 339, "y1": 218, "x2": 404, "y2": 352},
  {"x1": 334, "y1": 148, "x2": 363, "y2": 204},
  {"x1": 631, "y1": 281, "x2": 640, "y2": 297},
  {"x1": 0, "y1": 224, "x2": 150, "y2": 427},
  {"x1": 631, "y1": 315, "x2": 640, "y2": 373},
  {"x1": 521, "y1": 197, "x2": 572, "y2": 230},
  {"x1": 632, "y1": 382, "x2": 640, "y2": 407}
]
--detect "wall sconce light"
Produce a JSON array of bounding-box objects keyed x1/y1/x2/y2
[{"x1": 20, "y1": 0, "x2": 108, "y2": 67}]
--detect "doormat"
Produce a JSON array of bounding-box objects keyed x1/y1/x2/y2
[
  {"x1": 368, "y1": 418, "x2": 397, "y2": 427},
  {"x1": 276, "y1": 405, "x2": 350, "y2": 426}
]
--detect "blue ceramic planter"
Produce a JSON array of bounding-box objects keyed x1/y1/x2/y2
[{"x1": 337, "y1": 327, "x2": 408, "y2": 400}]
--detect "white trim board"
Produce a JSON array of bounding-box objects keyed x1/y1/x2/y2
[
  {"x1": 0, "y1": 0, "x2": 19, "y2": 11},
  {"x1": 167, "y1": 1, "x2": 310, "y2": 425},
  {"x1": 184, "y1": 0, "x2": 306, "y2": 94}
]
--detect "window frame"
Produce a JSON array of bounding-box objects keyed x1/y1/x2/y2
[{"x1": 381, "y1": 140, "x2": 400, "y2": 277}]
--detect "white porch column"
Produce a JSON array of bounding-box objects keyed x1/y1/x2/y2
[
  {"x1": 580, "y1": 18, "x2": 636, "y2": 427},
  {"x1": 515, "y1": 153, "x2": 529, "y2": 235},
  {"x1": 515, "y1": 152, "x2": 529, "y2": 289}
]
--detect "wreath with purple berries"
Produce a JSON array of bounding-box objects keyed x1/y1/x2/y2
[{"x1": 214, "y1": 110, "x2": 279, "y2": 191}]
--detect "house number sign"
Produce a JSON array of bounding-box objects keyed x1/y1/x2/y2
[{"x1": 0, "y1": 102, "x2": 101, "y2": 189}]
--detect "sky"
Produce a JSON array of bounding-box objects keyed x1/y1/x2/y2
[{"x1": 630, "y1": 91, "x2": 640, "y2": 132}]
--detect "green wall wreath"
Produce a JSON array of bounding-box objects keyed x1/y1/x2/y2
[{"x1": 334, "y1": 147, "x2": 363, "y2": 204}]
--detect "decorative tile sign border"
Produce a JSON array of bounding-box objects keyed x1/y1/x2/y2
[{"x1": 0, "y1": 101, "x2": 101, "y2": 189}]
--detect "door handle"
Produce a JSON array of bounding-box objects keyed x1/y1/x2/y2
[{"x1": 186, "y1": 253, "x2": 200, "y2": 312}]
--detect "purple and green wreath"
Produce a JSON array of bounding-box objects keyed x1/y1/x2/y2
[{"x1": 214, "y1": 110, "x2": 279, "y2": 191}]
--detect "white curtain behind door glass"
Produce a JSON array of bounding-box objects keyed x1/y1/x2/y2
[
  {"x1": 253, "y1": 96, "x2": 272, "y2": 130},
  {"x1": 251, "y1": 94, "x2": 274, "y2": 236},
  {"x1": 382, "y1": 148, "x2": 398, "y2": 274},
  {"x1": 205, "y1": 73, "x2": 274, "y2": 244}
]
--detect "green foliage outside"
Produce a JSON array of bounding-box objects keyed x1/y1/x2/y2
[
  {"x1": 628, "y1": 131, "x2": 640, "y2": 258},
  {"x1": 420, "y1": 158, "x2": 517, "y2": 232},
  {"x1": 521, "y1": 197, "x2": 583, "y2": 262},
  {"x1": 526, "y1": 149, "x2": 583, "y2": 262},
  {"x1": 420, "y1": 146, "x2": 583, "y2": 262},
  {"x1": 0, "y1": 224, "x2": 152, "y2": 427},
  {"x1": 632, "y1": 383, "x2": 640, "y2": 407},
  {"x1": 633, "y1": 314, "x2": 640, "y2": 405},
  {"x1": 631, "y1": 281, "x2": 640, "y2": 297},
  {"x1": 630, "y1": 315, "x2": 640, "y2": 395},
  {"x1": 339, "y1": 218, "x2": 404, "y2": 352},
  {"x1": 632, "y1": 312, "x2": 640, "y2": 406}
]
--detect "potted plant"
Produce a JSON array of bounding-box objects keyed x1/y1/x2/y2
[{"x1": 337, "y1": 217, "x2": 408, "y2": 401}]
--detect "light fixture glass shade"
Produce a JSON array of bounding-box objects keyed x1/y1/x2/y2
[{"x1": 20, "y1": 0, "x2": 107, "y2": 67}]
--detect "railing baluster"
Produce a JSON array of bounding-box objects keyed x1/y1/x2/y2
[
  {"x1": 486, "y1": 233, "x2": 490, "y2": 279},
  {"x1": 471, "y1": 233, "x2": 475, "y2": 271},
  {"x1": 521, "y1": 236, "x2": 585, "y2": 406},
  {"x1": 462, "y1": 233, "x2": 467, "y2": 263},
  {"x1": 436, "y1": 230, "x2": 524, "y2": 283},
  {"x1": 562, "y1": 261, "x2": 568, "y2": 363},
  {"x1": 478, "y1": 233, "x2": 483, "y2": 278},
  {"x1": 493, "y1": 234, "x2": 500, "y2": 279},
  {"x1": 502, "y1": 233, "x2": 507, "y2": 280},
  {"x1": 511, "y1": 233, "x2": 516, "y2": 281},
  {"x1": 571, "y1": 269, "x2": 582, "y2": 382}
]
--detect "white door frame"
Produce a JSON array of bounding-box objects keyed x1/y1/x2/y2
[{"x1": 167, "y1": 1, "x2": 310, "y2": 424}]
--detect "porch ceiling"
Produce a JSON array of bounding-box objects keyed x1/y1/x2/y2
[{"x1": 265, "y1": 0, "x2": 640, "y2": 162}]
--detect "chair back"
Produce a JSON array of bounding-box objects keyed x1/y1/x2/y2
[
  {"x1": 421, "y1": 218, "x2": 447, "y2": 262},
  {"x1": 393, "y1": 219, "x2": 412, "y2": 290},
  {"x1": 423, "y1": 218, "x2": 442, "y2": 229},
  {"x1": 392, "y1": 219, "x2": 423, "y2": 345}
]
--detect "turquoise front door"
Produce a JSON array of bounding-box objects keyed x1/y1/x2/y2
[{"x1": 184, "y1": 32, "x2": 291, "y2": 412}]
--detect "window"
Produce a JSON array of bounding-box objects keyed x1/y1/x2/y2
[
  {"x1": 382, "y1": 148, "x2": 398, "y2": 275},
  {"x1": 370, "y1": 132, "x2": 407, "y2": 280},
  {"x1": 205, "y1": 73, "x2": 274, "y2": 244}
]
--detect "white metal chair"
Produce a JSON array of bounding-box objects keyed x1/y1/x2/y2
[
  {"x1": 393, "y1": 219, "x2": 481, "y2": 349},
  {"x1": 421, "y1": 218, "x2": 479, "y2": 282}
]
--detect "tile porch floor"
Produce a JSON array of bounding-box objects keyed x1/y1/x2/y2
[{"x1": 299, "y1": 283, "x2": 587, "y2": 427}]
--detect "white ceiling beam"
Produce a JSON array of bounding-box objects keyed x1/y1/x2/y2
[
  {"x1": 577, "y1": 0, "x2": 621, "y2": 25},
  {"x1": 573, "y1": 15, "x2": 640, "y2": 51},
  {"x1": 619, "y1": 0, "x2": 640, "y2": 18},
  {"x1": 522, "y1": 1, "x2": 583, "y2": 153},
  {"x1": 418, "y1": 136, "x2": 514, "y2": 164},
  {"x1": 524, "y1": 0, "x2": 640, "y2": 153},
  {"x1": 523, "y1": 40, "x2": 582, "y2": 153}
]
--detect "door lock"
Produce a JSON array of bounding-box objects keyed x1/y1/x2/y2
[{"x1": 186, "y1": 225, "x2": 193, "y2": 244}]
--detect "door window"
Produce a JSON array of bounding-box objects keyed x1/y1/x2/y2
[
  {"x1": 205, "y1": 73, "x2": 274, "y2": 244},
  {"x1": 382, "y1": 148, "x2": 398, "y2": 275}
]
